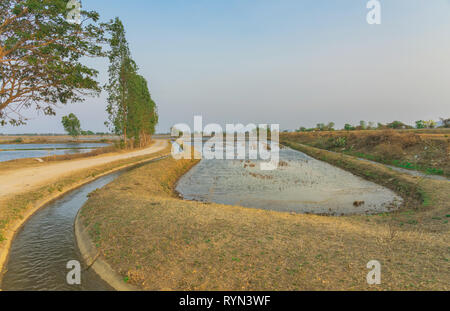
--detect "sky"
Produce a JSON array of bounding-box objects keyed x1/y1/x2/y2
[{"x1": 2, "y1": 0, "x2": 450, "y2": 134}]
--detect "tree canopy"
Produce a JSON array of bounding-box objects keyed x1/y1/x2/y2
[
  {"x1": 104, "y1": 17, "x2": 136, "y2": 144},
  {"x1": 61, "y1": 113, "x2": 81, "y2": 138},
  {"x1": 126, "y1": 74, "x2": 158, "y2": 146},
  {"x1": 0, "y1": 0, "x2": 105, "y2": 126}
]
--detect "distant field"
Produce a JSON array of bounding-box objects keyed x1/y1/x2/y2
[
  {"x1": 0, "y1": 135, "x2": 120, "y2": 144},
  {"x1": 281, "y1": 129, "x2": 450, "y2": 178}
]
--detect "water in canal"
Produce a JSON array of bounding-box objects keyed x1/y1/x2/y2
[{"x1": 1, "y1": 173, "x2": 120, "y2": 291}]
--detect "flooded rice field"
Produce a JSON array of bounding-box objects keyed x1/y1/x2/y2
[
  {"x1": 0, "y1": 143, "x2": 110, "y2": 162},
  {"x1": 176, "y1": 143, "x2": 403, "y2": 215}
]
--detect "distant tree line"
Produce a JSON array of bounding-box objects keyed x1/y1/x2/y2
[{"x1": 295, "y1": 118, "x2": 450, "y2": 132}]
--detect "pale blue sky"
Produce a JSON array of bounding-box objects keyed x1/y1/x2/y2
[{"x1": 2, "y1": 0, "x2": 450, "y2": 133}]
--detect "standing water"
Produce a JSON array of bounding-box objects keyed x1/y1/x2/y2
[
  {"x1": 0, "y1": 173, "x2": 121, "y2": 291},
  {"x1": 0, "y1": 143, "x2": 110, "y2": 162},
  {"x1": 176, "y1": 145, "x2": 403, "y2": 215}
]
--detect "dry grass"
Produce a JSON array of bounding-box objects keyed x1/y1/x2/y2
[
  {"x1": 80, "y1": 150, "x2": 449, "y2": 291},
  {"x1": 281, "y1": 130, "x2": 450, "y2": 177}
]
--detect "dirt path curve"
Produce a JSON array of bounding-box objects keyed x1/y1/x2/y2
[{"x1": 0, "y1": 139, "x2": 168, "y2": 198}]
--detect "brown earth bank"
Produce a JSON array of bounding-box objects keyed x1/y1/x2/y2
[
  {"x1": 79, "y1": 147, "x2": 449, "y2": 291},
  {"x1": 280, "y1": 129, "x2": 450, "y2": 178},
  {"x1": 0, "y1": 140, "x2": 171, "y2": 275}
]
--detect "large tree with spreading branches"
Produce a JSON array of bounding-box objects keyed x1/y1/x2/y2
[{"x1": 0, "y1": 0, "x2": 105, "y2": 126}]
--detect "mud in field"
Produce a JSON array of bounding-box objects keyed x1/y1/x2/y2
[{"x1": 176, "y1": 147, "x2": 402, "y2": 215}]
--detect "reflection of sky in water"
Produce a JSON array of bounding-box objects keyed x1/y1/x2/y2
[
  {"x1": 175, "y1": 138, "x2": 276, "y2": 160},
  {"x1": 0, "y1": 143, "x2": 109, "y2": 162},
  {"x1": 176, "y1": 146, "x2": 403, "y2": 216},
  {"x1": 0, "y1": 143, "x2": 109, "y2": 150}
]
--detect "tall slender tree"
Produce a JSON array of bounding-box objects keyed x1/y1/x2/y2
[
  {"x1": 105, "y1": 18, "x2": 158, "y2": 148},
  {"x1": 104, "y1": 17, "x2": 137, "y2": 146},
  {"x1": 126, "y1": 74, "x2": 158, "y2": 147}
]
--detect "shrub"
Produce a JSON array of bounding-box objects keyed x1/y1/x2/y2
[
  {"x1": 334, "y1": 137, "x2": 347, "y2": 148},
  {"x1": 344, "y1": 124, "x2": 355, "y2": 131}
]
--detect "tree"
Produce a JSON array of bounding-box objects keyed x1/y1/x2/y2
[
  {"x1": 61, "y1": 113, "x2": 81, "y2": 139},
  {"x1": 387, "y1": 121, "x2": 406, "y2": 129},
  {"x1": 126, "y1": 74, "x2": 158, "y2": 147},
  {"x1": 440, "y1": 118, "x2": 450, "y2": 128},
  {"x1": 415, "y1": 120, "x2": 425, "y2": 129},
  {"x1": 424, "y1": 120, "x2": 436, "y2": 129},
  {"x1": 0, "y1": 0, "x2": 105, "y2": 126},
  {"x1": 326, "y1": 122, "x2": 335, "y2": 131},
  {"x1": 360, "y1": 121, "x2": 367, "y2": 130},
  {"x1": 104, "y1": 17, "x2": 137, "y2": 147},
  {"x1": 344, "y1": 124, "x2": 355, "y2": 131},
  {"x1": 104, "y1": 18, "x2": 158, "y2": 148}
]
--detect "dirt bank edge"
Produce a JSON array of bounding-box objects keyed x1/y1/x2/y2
[{"x1": 75, "y1": 210, "x2": 138, "y2": 291}]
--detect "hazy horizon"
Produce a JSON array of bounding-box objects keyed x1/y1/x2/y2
[{"x1": 1, "y1": 0, "x2": 450, "y2": 134}]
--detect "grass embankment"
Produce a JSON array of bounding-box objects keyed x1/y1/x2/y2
[
  {"x1": 281, "y1": 130, "x2": 450, "y2": 177},
  {"x1": 0, "y1": 144, "x2": 171, "y2": 245},
  {"x1": 80, "y1": 150, "x2": 449, "y2": 290}
]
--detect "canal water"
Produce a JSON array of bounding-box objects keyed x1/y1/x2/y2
[
  {"x1": 1, "y1": 173, "x2": 120, "y2": 291},
  {"x1": 1, "y1": 155, "x2": 169, "y2": 291}
]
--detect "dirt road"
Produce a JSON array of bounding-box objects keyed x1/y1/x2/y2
[{"x1": 0, "y1": 139, "x2": 168, "y2": 198}]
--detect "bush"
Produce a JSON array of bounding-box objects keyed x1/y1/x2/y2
[{"x1": 334, "y1": 137, "x2": 347, "y2": 148}]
